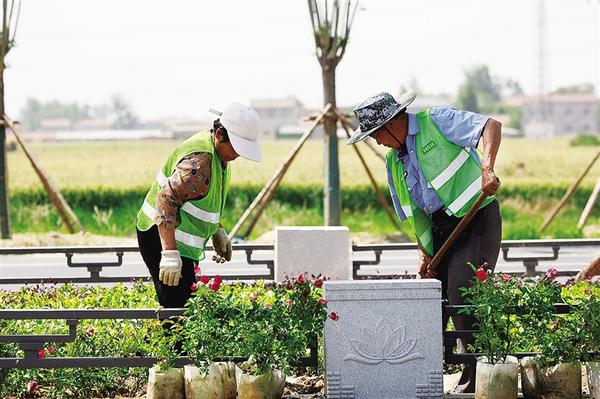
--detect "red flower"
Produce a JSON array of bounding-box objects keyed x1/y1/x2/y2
[
  {"x1": 297, "y1": 274, "x2": 306, "y2": 284},
  {"x1": 318, "y1": 297, "x2": 328, "y2": 304},
  {"x1": 47, "y1": 346, "x2": 55, "y2": 353},
  {"x1": 313, "y1": 278, "x2": 324, "y2": 288},
  {"x1": 500, "y1": 274, "x2": 512, "y2": 282},
  {"x1": 209, "y1": 280, "x2": 221, "y2": 291},
  {"x1": 199, "y1": 275, "x2": 210, "y2": 284},
  {"x1": 193, "y1": 266, "x2": 201, "y2": 275},
  {"x1": 27, "y1": 379, "x2": 38, "y2": 394},
  {"x1": 286, "y1": 281, "x2": 294, "y2": 290},
  {"x1": 285, "y1": 299, "x2": 294, "y2": 306},
  {"x1": 328, "y1": 311, "x2": 340, "y2": 321},
  {"x1": 86, "y1": 327, "x2": 95, "y2": 337},
  {"x1": 476, "y1": 268, "x2": 487, "y2": 282},
  {"x1": 545, "y1": 268, "x2": 559, "y2": 281},
  {"x1": 190, "y1": 283, "x2": 198, "y2": 292},
  {"x1": 37, "y1": 349, "x2": 46, "y2": 359},
  {"x1": 213, "y1": 275, "x2": 223, "y2": 284}
]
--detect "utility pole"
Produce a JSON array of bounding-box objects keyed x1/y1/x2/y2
[
  {"x1": 307, "y1": 0, "x2": 359, "y2": 226},
  {"x1": 0, "y1": 0, "x2": 21, "y2": 239}
]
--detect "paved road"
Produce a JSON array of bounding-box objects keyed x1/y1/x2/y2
[{"x1": 1, "y1": 244, "x2": 598, "y2": 291}]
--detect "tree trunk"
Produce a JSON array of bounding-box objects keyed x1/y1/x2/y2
[
  {"x1": 321, "y1": 62, "x2": 340, "y2": 226},
  {"x1": 0, "y1": 67, "x2": 10, "y2": 238}
]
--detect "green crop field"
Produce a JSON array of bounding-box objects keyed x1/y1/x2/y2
[
  {"x1": 5, "y1": 137, "x2": 600, "y2": 241},
  {"x1": 7, "y1": 137, "x2": 600, "y2": 191}
]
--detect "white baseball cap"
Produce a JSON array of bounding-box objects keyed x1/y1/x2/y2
[{"x1": 209, "y1": 102, "x2": 262, "y2": 162}]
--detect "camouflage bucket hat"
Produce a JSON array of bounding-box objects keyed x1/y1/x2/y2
[{"x1": 346, "y1": 90, "x2": 417, "y2": 145}]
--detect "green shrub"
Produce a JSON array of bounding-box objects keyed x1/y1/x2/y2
[
  {"x1": 8, "y1": 184, "x2": 600, "y2": 240},
  {"x1": 569, "y1": 134, "x2": 600, "y2": 147},
  {"x1": 0, "y1": 281, "x2": 160, "y2": 398},
  {"x1": 182, "y1": 275, "x2": 327, "y2": 376}
]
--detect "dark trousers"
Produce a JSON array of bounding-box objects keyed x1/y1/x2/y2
[
  {"x1": 136, "y1": 225, "x2": 198, "y2": 308},
  {"x1": 432, "y1": 199, "x2": 502, "y2": 392}
]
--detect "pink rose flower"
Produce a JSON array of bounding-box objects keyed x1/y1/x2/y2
[
  {"x1": 545, "y1": 268, "x2": 559, "y2": 281},
  {"x1": 318, "y1": 297, "x2": 328, "y2": 304},
  {"x1": 328, "y1": 311, "x2": 340, "y2": 321},
  {"x1": 297, "y1": 274, "x2": 306, "y2": 284},
  {"x1": 199, "y1": 275, "x2": 210, "y2": 284},
  {"x1": 27, "y1": 380, "x2": 38, "y2": 394},
  {"x1": 37, "y1": 349, "x2": 46, "y2": 359},
  {"x1": 194, "y1": 266, "x2": 201, "y2": 275},
  {"x1": 190, "y1": 283, "x2": 198, "y2": 292},
  {"x1": 209, "y1": 280, "x2": 221, "y2": 291}
]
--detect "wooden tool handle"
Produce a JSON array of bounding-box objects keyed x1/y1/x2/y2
[{"x1": 427, "y1": 192, "x2": 489, "y2": 272}]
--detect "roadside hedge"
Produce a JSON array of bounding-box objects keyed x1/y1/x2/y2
[{"x1": 10, "y1": 183, "x2": 596, "y2": 212}]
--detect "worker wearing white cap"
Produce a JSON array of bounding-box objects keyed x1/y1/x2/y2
[{"x1": 136, "y1": 102, "x2": 261, "y2": 308}]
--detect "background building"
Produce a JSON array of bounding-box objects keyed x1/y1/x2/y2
[{"x1": 515, "y1": 93, "x2": 598, "y2": 138}]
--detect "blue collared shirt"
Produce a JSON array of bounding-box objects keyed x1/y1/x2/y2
[{"x1": 386, "y1": 107, "x2": 490, "y2": 220}]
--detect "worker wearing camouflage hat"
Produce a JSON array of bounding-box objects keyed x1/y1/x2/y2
[{"x1": 347, "y1": 90, "x2": 502, "y2": 393}]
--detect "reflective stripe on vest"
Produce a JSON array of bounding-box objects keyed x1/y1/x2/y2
[
  {"x1": 181, "y1": 202, "x2": 220, "y2": 224},
  {"x1": 156, "y1": 170, "x2": 168, "y2": 188},
  {"x1": 175, "y1": 229, "x2": 206, "y2": 249},
  {"x1": 447, "y1": 176, "x2": 482, "y2": 214},
  {"x1": 142, "y1": 201, "x2": 156, "y2": 220},
  {"x1": 430, "y1": 148, "x2": 470, "y2": 190}
]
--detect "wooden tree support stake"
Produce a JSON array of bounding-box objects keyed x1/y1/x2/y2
[
  {"x1": 4, "y1": 115, "x2": 84, "y2": 234},
  {"x1": 336, "y1": 110, "x2": 401, "y2": 230},
  {"x1": 228, "y1": 103, "x2": 332, "y2": 240},
  {"x1": 540, "y1": 149, "x2": 600, "y2": 232},
  {"x1": 578, "y1": 175, "x2": 600, "y2": 229}
]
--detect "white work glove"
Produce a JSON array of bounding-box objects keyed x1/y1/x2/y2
[
  {"x1": 211, "y1": 228, "x2": 232, "y2": 263},
  {"x1": 159, "y1": 250, "x2": 182, "y2": 286}
]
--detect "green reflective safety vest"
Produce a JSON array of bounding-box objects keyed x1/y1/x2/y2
[
  {"x1": 386, "y1": 109, "x2": 495, "y2": 256},
  {"x1": 136, "y1": 130, "x2": 231, "y2": 261}
]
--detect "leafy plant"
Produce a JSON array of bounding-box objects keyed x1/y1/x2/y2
[
  {"x1": 181, "y1": 274, "x2": 328, "y2": 376},
  {"x1": 570, "y1": 134, "x2": 600, "y2": 147},
  {"x1": 461, "y1": 266, "x2": 600, "y2": 366},
  {"x1": 460, "y1": 263, "x2": 521, "y2": 364}
]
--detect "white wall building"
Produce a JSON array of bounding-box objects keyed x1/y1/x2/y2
[
  {"x1": 250, "y1": 96, "x2": 307, "y2": 139},
  {"x1": 518, "y1": 93, "x2": 598, "y2": 138}
]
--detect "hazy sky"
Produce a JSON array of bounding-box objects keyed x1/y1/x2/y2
[{"x1": 5, "y1": 0, "x2": 600, "y2": 120}]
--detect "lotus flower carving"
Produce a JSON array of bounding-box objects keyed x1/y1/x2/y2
[{"x1": 343, "y1": 318, "x2": 424, "y2": 365}]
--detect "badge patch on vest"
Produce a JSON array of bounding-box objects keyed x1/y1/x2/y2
[{"x1": 422, "y1": 140, "x2": 436, "y2": 154}]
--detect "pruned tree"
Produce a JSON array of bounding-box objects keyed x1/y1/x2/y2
[
  {"x1": 308, "y1": 0, "x2": 359, "y2": 226},
  {"x1": 0, "y1": 0, "x2": 22, "y2": 238}
]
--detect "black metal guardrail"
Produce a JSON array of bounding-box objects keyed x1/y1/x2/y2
[
  {"x1": 2, "y1": 239, "x2": 598, "y2": 285},
  {"x1": 0, "y1": 244, "x2": 275, "y2": 285},
  {"x1": 443, "y1": 303, "x2": 573, "y2": 365},
  {"x1": 1, "y1": 239, "x2": 597, "y2": 372},
  {"x1": 351, "y1": 239, "x2": 600, "y2": 279},
  {"x1": 0, "y1": 308, "x2": 318, "y2": 369}
]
